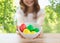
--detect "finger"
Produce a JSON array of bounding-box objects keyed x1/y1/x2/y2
[
  {"x1": 16, "y1": 31, "x2": 26, "y2": 39},
  {"x1": 33, "y1": 34, "x2": 40, "y2": 39},
  {"x1": 18, "y1": 33, "x2": 26, "y2": 39},
  {"x1": 33, "y1": 32, "x2": 43, "y2": 39}
]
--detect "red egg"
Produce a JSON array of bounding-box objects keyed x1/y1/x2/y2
[{"x1": 19, "y1": 24, "x2": 26, "y2": 32}]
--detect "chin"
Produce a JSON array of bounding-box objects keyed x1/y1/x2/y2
[{"x1": 27, "y1": 5, "x2": 33, "y2": 7}]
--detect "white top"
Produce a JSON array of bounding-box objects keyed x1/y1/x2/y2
[{"x1": 14, "y1": 7, "x2": 45, "y2": 26}]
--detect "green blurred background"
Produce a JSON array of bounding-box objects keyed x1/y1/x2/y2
[{"x1": 0, "y1": 0, "x2": 60, "y2": 33}]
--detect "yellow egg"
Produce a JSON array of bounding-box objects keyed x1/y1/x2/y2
[
  {"x1": 23, "y1": 29, "x2": 30, "y2": 34},
  {"x1": 30, "y1": 31, "x2": 36, "y2": 34}
]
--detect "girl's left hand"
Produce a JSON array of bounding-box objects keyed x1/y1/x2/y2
[{"x1": 33, "y1": 32, "x2": 43, "y2": 39}]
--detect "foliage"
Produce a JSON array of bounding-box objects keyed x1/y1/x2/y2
[
  {"x1": 0, "y1": 0, "x2": 16, "y2": 33},
  {"x1": 43, "y1": 0, "x2": 60, "y2": 33}
]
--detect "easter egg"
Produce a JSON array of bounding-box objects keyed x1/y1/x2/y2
[
  {"x1": 19, "y1": 24, "x2": 26, "y2": 32},
  {"x1": 30, "y1": 31, "x2": 36, "y2": 34},
  {"x1": 34, "y1": 28, "x2": 39, "y2": 32},
  {"x1": 27, "y1": 25, "x2": 34, "y2": 31},
  {"x1": 23, "y1": 29, "x2": 30, "y2": 34}
]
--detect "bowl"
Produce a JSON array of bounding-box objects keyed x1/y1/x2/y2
[{"x1": 18, "y1": 23, "x2": 42, "y2": 39}]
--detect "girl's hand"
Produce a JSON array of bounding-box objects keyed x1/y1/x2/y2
[
  {"x1": 33, "y1": 31, "x2": 43, "y2": 39},
  {"x1": 16, "y1": 31, "x2": 26, "y2": 39}
]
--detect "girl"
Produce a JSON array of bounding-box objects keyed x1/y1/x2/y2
[{"x1": 14, "y1": 0, "x2": 45, "y2": 39}]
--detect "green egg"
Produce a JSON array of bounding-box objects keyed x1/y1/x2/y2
[
  {"x1": 34, "y1": 28, "x2": 40, "y2": 32},
  {"x1": 27, "y1": 24, "x2": 34, "y2": 31}
]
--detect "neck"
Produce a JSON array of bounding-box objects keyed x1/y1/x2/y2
[{"x1": 28, "y1": 6, "x2": 34, "y2": 13}]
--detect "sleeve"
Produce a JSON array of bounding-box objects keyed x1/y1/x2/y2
[
  {"x1": 14, "y1": 7, "x2": 24, "y2": 26},
  {"x1": 37, "y1": 9, "x2": 45, "y2": 26}
]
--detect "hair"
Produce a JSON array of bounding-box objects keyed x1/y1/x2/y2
[{"x1": 20, "y1": 0, "x2": 40, "y2": 19}]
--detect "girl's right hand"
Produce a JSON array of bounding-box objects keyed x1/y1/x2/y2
[{"x1": 16, "y1": 31, "x2": 26, "y2": 39}]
